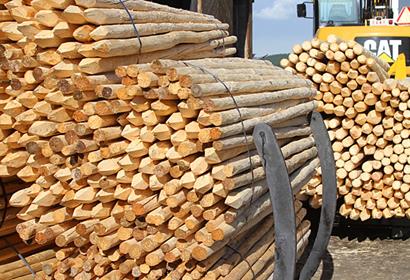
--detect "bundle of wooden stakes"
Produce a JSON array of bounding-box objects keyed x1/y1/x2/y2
[
  {"x1": 0, "y1": 0, "x2": 235, "y2": 178},
  {"x1": 297, "y1": 168, "x2": 322, "y2": 209},
  {"x1": 283, "y1": 35, "x2": 410, "y2": 221},
  {"x1": 2, "y1": 3, "x2": 58, "y2": 279},
  {"x1": 0, "y1": 1, "x2": 235, "y2": 277},
  {"x1": 0, "y1": 248, "x2": 58, "y2": 280},
  {"x1": 0, "y1": 0, "x2": 319, "y2": 277},
  {"x1": 0, "y1": 178, "x2": 58, "y2": 280},
  {"x1": 1, "y1": 56, "x2": 319, "y2": 279}
]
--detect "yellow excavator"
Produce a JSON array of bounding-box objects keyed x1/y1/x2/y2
[{"x1": 297, "y1": 0, "x2": 410, "y2": 79}]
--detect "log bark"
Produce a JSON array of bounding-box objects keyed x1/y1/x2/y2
[
  {"x1": 80, "y1": 30, "x2": 229, "y2": 58},
  {"x1": 90, "y1": 22, "x2": 229, "y2": 40},
  {"x1": 83, "y1": 8, "x2": 219, "y2": 25},
  {"x1": 192, "y1": 78, "x2": 311, "y2": 97},
  {"x1": 199, "y1": 101, "x2": 315, "y2": 143},
  {"x1": 79, "y1": 44, "x2": 236, "y2": 74},
  {"x1": 204, "y1": 87, "x2": 316, "y2": 112}
]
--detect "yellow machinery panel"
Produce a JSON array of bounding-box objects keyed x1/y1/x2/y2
[{"x1": 316, "y1": 25, "x2": 410, "y2": 76}]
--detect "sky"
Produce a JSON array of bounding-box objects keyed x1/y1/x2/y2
[
  {"x1": 253, "y1": 0, "x2": 312, "y2": 56},
  {"x1": 253, "y1": 0, "x2": 410, "y2": 57}
]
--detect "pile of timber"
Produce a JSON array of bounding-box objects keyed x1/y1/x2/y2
[
  {"x1": 1, "y1": 57, "x2": 318, "y2": 279},
  {"x1": 283, "y1": 35, "x2": 410, "y2": 221},
  {"x1": 0, "y1": 0, "x2": 235, "y2": 74},
  {"x1": 0, "y1": 179, "x2": 29, "y2": 240},
  {"x1": 0, "y1": 248, "x2": 57, "y2": 280},
  {"x1": 297, "y1": 168, "x2": 322, "y2": 209},
  {"x1": 2, "y1": 3, "x2": 57, "y2": 277},
  {"x1": 0, "y1": 178, "x2": 56, "y2": 280},
  {"x1": 0, "y1": 1, "x2": 235, "y2": 277},
  {"x1": 1, "y1": 0, "x2": 318, "y2": 277},
  {"x1": 0, "y1": 0, "x2": 235, "y2": 180}
]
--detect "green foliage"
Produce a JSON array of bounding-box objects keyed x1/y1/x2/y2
[{"x1": 258, "y1": 53, "x2": 289, "y2": 66}]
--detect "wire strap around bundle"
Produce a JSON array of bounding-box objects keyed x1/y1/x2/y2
[
  {"x1": 182, "y1": 62, "x2": 256, "y2": 187},
  {"x1": 215, "y1": 25, "x2": 226, "y2": 57},
  {"x1": 226, "y1": 244, "x2": 256, "y2": 279},
  {"x1": 5, "y1": 239, "x2": 36, "y2": 276},
  {"x1": 117, "y1": 0, "x2": 143, "y2": 63}
]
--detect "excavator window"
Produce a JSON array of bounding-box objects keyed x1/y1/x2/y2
[{"x1": 319, "y1": 0, "x2": 361, "y2": 26}]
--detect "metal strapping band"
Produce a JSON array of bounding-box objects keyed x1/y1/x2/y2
[
  {"x1": 117, "y1": 0, "x2": 143, "y2": 63},
  {"x1": 215, "y1": 25, "x2": 226, "y2": 57},
  {"x1": 221, "y1": 31, "x2": 226, "y2": 57},
  {"x1": 226, "y1": 244, "x2": 256, "y2": 279},
  {"x1": 5, "y1": 239, "x2": 36, "y2": 276},
  {"x1": 182, "y1": 62, "x2": 256, "y2": 188}
]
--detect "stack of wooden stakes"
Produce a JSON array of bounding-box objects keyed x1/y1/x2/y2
[
  {"x1": 297, "y1": 168, "x2": 322, "y2": 209},
  {"x1": 0, "y1": 178, "x2": 56, "y2": 279},
  {"x1": 0, "y1": 248, "x2": 58, "y2": 280},
  {"x1": 1, "y1": 0, "x2": 236, "y2": 74},
  {"x1": 1, "y1": 3, "x2": 59, "y2": 279},
  {"x1": 0, "y1": 0, "x2": 320, "y2": 278},
  {"x1": 0, "y1": 180, "x2": 46, "y2": 254},
  {"x1": 0, "y1": 1, "x2": 235, "y2": 278},
  {"x1": 3, "y1": 55, "x2": 319, "y2": 279},
  {"x1": 283, "y1": 35, "x2": 410, "y2": 221},
  {"x1": 0, "y1": 0, "x2": 235, "y2": 178}
]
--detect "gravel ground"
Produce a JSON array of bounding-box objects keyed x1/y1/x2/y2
[
  {"x1": 312, "y1": 235, "x2": 410, "y2": 280},
  {"x1": 270, "y1": 208, "x2": 410, "y2": 280}
]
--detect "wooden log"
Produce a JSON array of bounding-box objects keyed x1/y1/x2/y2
[
  {"x1": 83, "y1": 8, "x2": 219, "y2": 25},
  {"x1": 191, "y1": 78, "x2": 310, "y2": 98},
  {"x1": 204, "y1": 87, "x2": 316, "y2": 112},
  {"x1": 90, "y1": 22, "x2": 229, "y2": 40},
  {"x1": 75, "y1": 0, "x2": 218, "y2": 18},
  {"x1": 79, "y1": 30, "x2": 229, "y2": 58},
  {"x1": 79, "y1": 45, "x2": 236, "y2": 74},
  {"x1": 208, "y1": 99, "x2": 306, "y2": 126},
  {"x1": 199, "y1": 101, "x2": 315, "y2": 143},
  {"x1": 192, "y1": 193, "x2": 274, "y2": 261}
]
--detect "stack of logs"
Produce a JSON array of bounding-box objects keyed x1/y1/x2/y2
[
  {"x1": 283, "y1": 36, "x2": 410, "y2": 221},
  {"x1": 0, "y1": 0, "x2": 235, "y2": 179},
  {"x1": 0, "y1": 1, "x2": 235, "y2": 277},
  {"x1": 1, "y1": 3, "x2": 58, "y2": 279},
  {"x1": 0, "y1": 178, "x2": 57, "y2": 280},
  {"x1": 0, "y1": 0, "x2": 235, "y2": 74},
  {"x1": 0, "y1": 248, "x2": 57, "y2": 280},
  {"x1": 0, "y1": 0, "x2": 320, "y2": 277},
  {"x1": 297, "y1": 168, "x2": 322, "y2": 209},
  {"x1": 3, "y1": 56, "x2": 319, "y2": 279}
]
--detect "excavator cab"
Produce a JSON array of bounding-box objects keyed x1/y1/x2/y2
[
  {"x1": 298, "y1": 0, "x2": 362, "y2": 32},
  {"x1": 321, "y1": 0, "x2": 361, "y2": 25}
]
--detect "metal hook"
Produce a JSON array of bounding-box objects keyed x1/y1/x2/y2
[
  {"x1": 253, "y1": 123, "x2": 297, "y2": 280},
  {"x1": 254, "y1": 111, "x2": 337, "y2": 279},
  {"x1": 298, "y1": 111, "x2": 337, "y2": 280}
]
